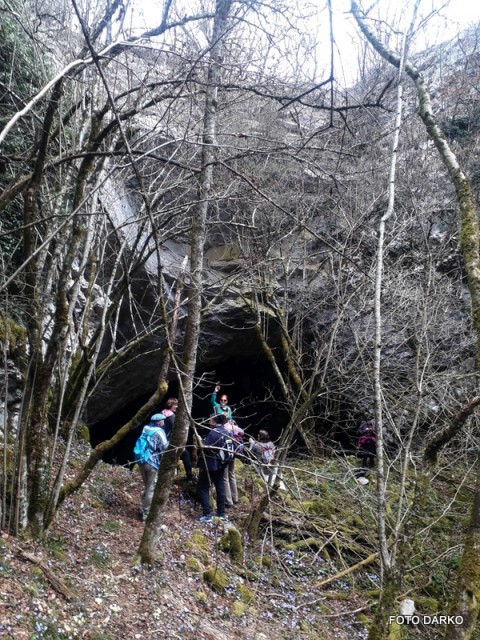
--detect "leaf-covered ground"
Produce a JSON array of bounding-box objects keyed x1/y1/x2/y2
[
  {"x1": 1, "y1": 442, "x2": 471, "y2": 640},
  {"x1": 0, "y1": 445, "x2": 374, "y2": 640}
]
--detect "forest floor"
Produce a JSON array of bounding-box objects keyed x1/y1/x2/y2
[
  {"x1": 3, "y1": 440, "x2": 468, "y2": 640},
  {"x1": 0, "y1": 443, "x2": 374, "y2": 640}
]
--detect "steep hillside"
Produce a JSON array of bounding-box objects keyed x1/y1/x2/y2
[{"x1": 0, "y1": 440, "x2": 472, "y2": 639}]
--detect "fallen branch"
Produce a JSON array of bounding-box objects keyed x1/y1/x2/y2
[
  {"x1": 313, "y1": 551, "x2": 379, "y2": 589},
  {"x1": 16, "y1": 548, "x2": 75, "y2": 601},
  {"x1": 317, "y1": 603, "x2": 372, "y2": 617}
]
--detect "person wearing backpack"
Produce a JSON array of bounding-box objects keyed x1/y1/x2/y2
[
  {"x1": 249, "y1": 430, "x2": 277, "y2": 484},
  {"x1": 210, "y1": 385, "x2": 233, "y2": 420},
  {"x1": 133, "y1": 413, "x2": 168, "y2": 521},
  {"x1": 196, "y1": 414, "x2": 232, "y2": 522},
  {"x1": 223, "y1": 419, "x2": 244, "y2": 508},
  {"x1": 357, "y1": 420, "x2": 376, "y2": 472}
]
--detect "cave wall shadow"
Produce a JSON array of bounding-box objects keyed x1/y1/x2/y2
[
  {"x1": 89, "y1": 353, "x2": 292, "y2": 466},
  {"x1": 88, "y1": 355, "x2": 363, "y2": 466}
]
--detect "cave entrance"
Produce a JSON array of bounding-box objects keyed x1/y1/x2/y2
[{"x1": 89, "y1": 353, "x2": 290, "y2": 466}]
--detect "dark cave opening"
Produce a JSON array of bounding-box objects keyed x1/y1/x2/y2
[{"x1": 89, "y1": 353, "x2": 293, "y2": 466}]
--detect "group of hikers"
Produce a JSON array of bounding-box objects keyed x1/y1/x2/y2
[
  {"x1": 133, "y1": 386, "x2": 277, "y2": 522},
  {"x1": 133, "y1": 385, "x2": 378, "y2": 521}
]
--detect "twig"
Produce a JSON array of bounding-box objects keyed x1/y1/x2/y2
[
  {"x1": 313, "y1": 552, "x2": 378, "y2": 589},
  {"x1": 316, "y1": 603, "x2": 372, "y2": 618},
  {"x1": 310, "y1": 530, "x2": 338, "y2": 565}
]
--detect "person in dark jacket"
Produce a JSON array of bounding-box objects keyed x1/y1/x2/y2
[
  {"x1": 357, "y1": 420, "x2": 376, "y2": 470},
  {"x1": 162, "y1": 398, "x2": 178, "y2": 440},
  {"x1": 196, "y1": 415, "x2": 230, "y2": 522}
]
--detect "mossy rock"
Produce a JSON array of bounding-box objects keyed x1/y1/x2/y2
[
  {"x1": 345, "y1": 513, "x2": 366, "y2": 527},
  {"x1": 259, "y1": 555, "x2": 272, "y2": 568},
  {"x1": 282, "y1": 537, "x2": 325, "y2": 552},
  {"x1": 203, "y1": 567, "x2": 229, "y2": 593},
  {"x1": 300, "y1": 498, "x2": 333, "y2": 518},
  {"x1": 299, "y1": 620, "x2": 313, "y2": 633},
  {"x1": 237, "y1": 567, "x2": 260, "y2": 581},
  {"x1": 324, "y1": 592, "x2": 350, "y2": 601},
  {"x1": 270, "y1": 575, "x2": 281, "y2": 588},
  {"x1": 232, "y1": 601, "x2": 247, "y2": 617},
  {"x1": 77, "y1": 423, "x2": 91, "y2": 444},
  {"x1": 185, "y1": 530, "x2": 211, "y2": 564},
  {"x1": 187, "y1": 557, "x2": 204, "y2": 573},
  {"x1": 218, "y1": 526, "x2": 243, "y2": 564},
  {"x1": 0, "y1": 315, "x2": 26, "y2": 361},
  {"x1": 237, "y1": 583, "x2": 255, "y2": 604},
  {"x1": 191, "y1": 529, "x2": 209, "y2": 550},
  {"x1": 196, "y1": 590, "x2": 208, "y2": 604},
  {"x1": 184, "y1": 545, "x2": 210, "y2": 565},
  {"x1": 52, "y1": 549, "x2": 69, "y2": 563},
  {"x1": 415, "y1": 595, "x2": 440, "y2": 611},
  {"x1": 32, "y1": 566, "x2": 44, "y2": 579}
]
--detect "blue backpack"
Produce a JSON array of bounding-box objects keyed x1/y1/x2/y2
[{"x1": 134, "y1": 426, "x2": 167, "y2": 464}]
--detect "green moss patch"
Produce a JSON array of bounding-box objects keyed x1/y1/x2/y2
[{"x1": 203, "y1": 567, "x2": 229, "y2": 593}]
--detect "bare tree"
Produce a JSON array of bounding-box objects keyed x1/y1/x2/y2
[{"x1": 351, "y1": 2, "x2": 480, "y2": 638}]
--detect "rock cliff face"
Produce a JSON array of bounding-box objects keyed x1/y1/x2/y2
[
  {"x1": 2, "y1": 25, "x2": 479, "y2": 452},
  {"x1": 83, "y1": 231, "x2": 267, "y2": 426}
]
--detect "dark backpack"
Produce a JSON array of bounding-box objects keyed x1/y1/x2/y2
[{"x1": 215, "y1": 432, "x2": 236, "y2": 465}]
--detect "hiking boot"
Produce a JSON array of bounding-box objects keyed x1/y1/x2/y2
[
  {"x1": 197, "y1": 515, "x2": 213, "y2": 522},
  {"x1": 215, "y1": 514, "x2": 227, "y2": 521}
]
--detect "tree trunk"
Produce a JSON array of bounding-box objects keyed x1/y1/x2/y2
[
  {"x1": 445, "y1": 458, "x2": 480, "y2": 640},
  {"x1": 351, "y1": 4, "x2": 480, "y2": 638},
  {"x1": 368, "y1": 568, "x2": 402, "y2": 640},
  {"x1": 138, "y1": 0, "x2": 233, "y2": 563}
]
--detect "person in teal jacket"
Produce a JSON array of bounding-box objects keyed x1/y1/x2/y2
[
  {"x1": 134, "y1": 413, "x2": 168, "y2": 521},
  {"x1": 210, "y1": 385, "x2": 233, "y2": 420}
]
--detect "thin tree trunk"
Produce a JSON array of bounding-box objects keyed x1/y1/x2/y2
[
  {"x1": 445, "y1": 457, "x2": 480, "y2": 639},
  {"x1": 349, "y1": 6, "x2": 411, "y2": 638},
  {"x1": 351, "y1": 4, "x2": 480, "y2": 639},
  {"x1": 371, "y1": 25, "x2": 407, "y2": 579},
  {"x1": 138, "y1": 0, "x2": 233, "y2": 563}
]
